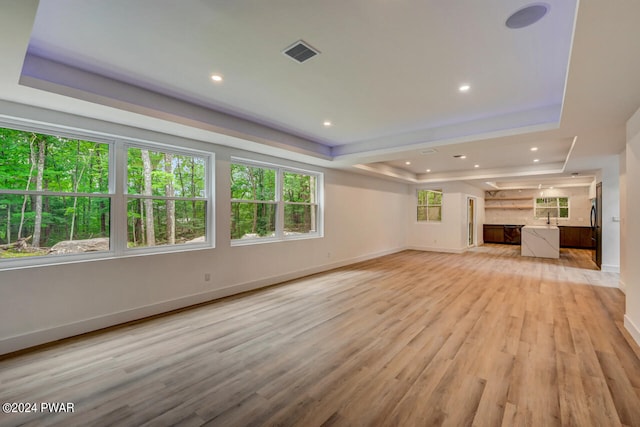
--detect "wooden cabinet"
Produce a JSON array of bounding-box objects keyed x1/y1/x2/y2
[
  {"x1": 485, "y1": 225, "x2": 594, "y2": 249},
  {"x1": 559, "y1": 226, "x2": 594, "y2": 249},
  {"x1": 559, "y1": 226, "x2": 581, "y2": 247},
  {"x1": 483, "y1": 225, "x2": 522, "y2": 244},
  {"x1": 580, "y1": 228, "x2": 595, "y2": 248},
  {"x1": 483, "y1": 225, "x2": 505, "y2": 243}
]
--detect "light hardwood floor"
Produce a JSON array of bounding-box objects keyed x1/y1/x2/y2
[{"x1": 1, "y1": 246, "x2": 639, "y2": 426}]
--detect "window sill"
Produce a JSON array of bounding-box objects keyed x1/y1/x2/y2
[
  {"x1": 231, "y1": 233, "x2": 322, "y2": 247},
  {"x1": 0, "y1": 242, "x2": 214, "y2": 271}
]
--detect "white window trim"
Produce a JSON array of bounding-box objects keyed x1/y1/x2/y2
[
  {"x1": 230, "y1": 157, "x2": 323, "y2": 246},
  {"x1": 416, "y1": 189, "x2": 443, "y2": 223},
  {"x1": 0, "y1": 120, "x2": 215, "y2": 270},
  {"x1": 534, "y1": 196, "x2": 570, "y2": 220}
]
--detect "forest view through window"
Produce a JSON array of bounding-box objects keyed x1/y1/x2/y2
[
  {"x1": 0, "y1": 127, "x2": 110, "y2": 258},
  {"x1": 231, "y1": 161, "x2": 320, "y2": 242},
  {"x1": 0, "y1": 125, "x2": 211, "y2": 264},
  {"x1": 535, "y1": 197, "x2": 569, "y2": 220},
  {"x1": 417, "y1": 189, "x2": 442, "y2": 222},
  {"x1": 127, "y1": 147, "x2": 207, "y2": 247}
]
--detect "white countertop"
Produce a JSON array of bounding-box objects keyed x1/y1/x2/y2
[{"x1": 521, "y1": 225, "x2": 559, "y2": 259}]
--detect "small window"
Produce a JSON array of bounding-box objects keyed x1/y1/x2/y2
[
  {"x1": 535, "y1": 197, "x2": 569, "y2": 219},
  {"x1": 417, "y1": 189, "x2": 442, "y2": 222},
  {"x1": 231, "y1": 160, "x2": 322, "y2": 243},
  {"x1": 283, "y1": 171, "x2": 318, "y2": 236}
]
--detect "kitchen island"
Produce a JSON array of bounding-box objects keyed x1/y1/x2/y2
[{"x1": 521, "y1": 225, "x2": 559, "y2": 259}]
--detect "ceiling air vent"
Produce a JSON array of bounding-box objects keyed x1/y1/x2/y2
[{"x1": 283, "y1": 40, "x2": 319, "y2": 63}]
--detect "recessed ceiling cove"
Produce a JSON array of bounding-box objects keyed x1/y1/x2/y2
[{"x1": 20, "y1": 0, "x2": 578, "y2": 160}]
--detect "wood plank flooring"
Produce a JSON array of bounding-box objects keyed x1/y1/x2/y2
[{"x1": 1, "y1": 246, "x2": 639, "y2": 426}]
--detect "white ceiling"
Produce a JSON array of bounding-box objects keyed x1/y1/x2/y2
[{"x1": 2, "y1": 0, "x2": 640, "y2": 190}]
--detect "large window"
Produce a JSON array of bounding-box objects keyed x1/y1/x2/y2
[
  {"x1": 230, "y1": 164, "x2": 277, "y2": 239},
  {"x1": 231, "y1": 160, "x2": 321, "y2": 242},
  {"x1": 0, "y1": 124, "x2": 212, "y2": 266},
  {"x1": 127, "y1": 146, "x2": 208, "y2": 247},
  {"x1": 417, "y1": 189, "x2": 442, "y2": 222},
  {"x1": 535, "y1": 197, "x2": 569, "y2": 220}
]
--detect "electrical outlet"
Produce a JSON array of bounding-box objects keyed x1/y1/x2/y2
[{"x1": 204, "y1": 273, "x2": 211, "y2": 282}]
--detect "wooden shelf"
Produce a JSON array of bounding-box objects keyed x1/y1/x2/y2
[
  {"x1": 485, "y1": 197, "x2": 533, "y2": 201},
  {"x1": 485, "y1": 196, "x2": 533, "y2": 210}
]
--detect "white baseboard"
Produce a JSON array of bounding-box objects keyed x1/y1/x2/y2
[
  {"x1": 0, "y1": 247, "x2": 405, "y2": 356},
  {"x1": 624, "y1": 314, "x2": 640, "y2": 347},
  {"x1": 602, "y1": 264, "x2": 620, "y2": 273},
  {"x1": 406, "y1": 245, "x2": 466, "y2": 254}
]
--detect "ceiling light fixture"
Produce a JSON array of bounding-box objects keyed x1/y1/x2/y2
[
  {"x1": 506, "y1": 3, "x2": 550, "y2": 29},
  {"x1": 459, "y1": 84, "x2": 470, "y2": 92},
  {"x1": 474, "y1": 164, "x2": 479, "y2": 168},
  {"x1": 530, "y1": 147, "x2": 538, "y2": 152},
  {"x1": 453, "y1": 154, "x2": 466, "y2": 159},
  {"x1": 405, "y1": 161, "x2": 411, "y2": 165},
  {"x1": 533, "y1": 159, "x2": 540, "y2": 163},
  {"x1": 426, "y1": 169, "x2": 431, "y2": 172},
  {"x1": 210, "y1": 74, "x2": 223, "y2": 82},
  {"x1": 323, "y1": 121, "x2": 332, "y2": 127}
]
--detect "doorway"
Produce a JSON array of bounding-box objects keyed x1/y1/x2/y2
[{"x1": 467, "y1": 197, "x2": 476, "y2": 247}]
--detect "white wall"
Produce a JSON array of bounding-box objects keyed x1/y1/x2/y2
[
  {"x1": 407, "y1": 181, "x2": 484, "y2": 253},
  {"x1": 619, "y1": 149, "x2": 627, "y2": 292},
  {"x1": 624, "y1": 107, "x2": 640, "y2": 346},
  {"x1": 0, "y1": 108, "x2": 409, "y2": 355},
  {"x1": 599, "y1": 155, "x2": 621, "y2": 273}
]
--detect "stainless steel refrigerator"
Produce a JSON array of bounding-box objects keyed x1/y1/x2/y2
[{"x1": 590, "y1": 182, "x2": 602, "y2": 268}]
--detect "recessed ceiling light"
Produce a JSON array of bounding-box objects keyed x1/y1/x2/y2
[
  {"x1": 474, "y1": 164, "x2": 479, "y2": 168},
  {"x1": 506, "y1": 4, "x2": 550, "y2": 29},
  {"x1": 405, "y1": 161, "x2": 411, "y2": 165},
  {"x1": 210, "y1": 74, "x2": 223, "y2": 82},
  {"x1": 459, "y1": 84, "x2": 470, "y2": 92},
  {"x1": 453, "y1": 154, "x2": 466, "y2": 159},
  {"x1": 426, "y1": 169, "x2": 431, "y2": 172},
  {"x1": 323, "y1": 121, "x2": 332, "y2": 127},
  {"x1": 530, "y1": 147, "x2": 538, "y2": 152},
  {"x1": 533, "y1": 159, "x2": 540, "y2": 163}
]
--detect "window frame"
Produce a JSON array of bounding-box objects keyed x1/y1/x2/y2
[
  {"x1": 416, "y1": 189, "x2": 443, "y2": 222},
  {"x1": 230, "y1": 158, "x2": 323, "y2": 245},
  {"x1": 534, "y1": 196, "x2": 570, "y2": 220},
  {"x1": 122, "y1": 142, "x2": 213, "y2": 254},
  {"x1": 0, "y1": 120, "x2": 214, "y2": 270}
]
